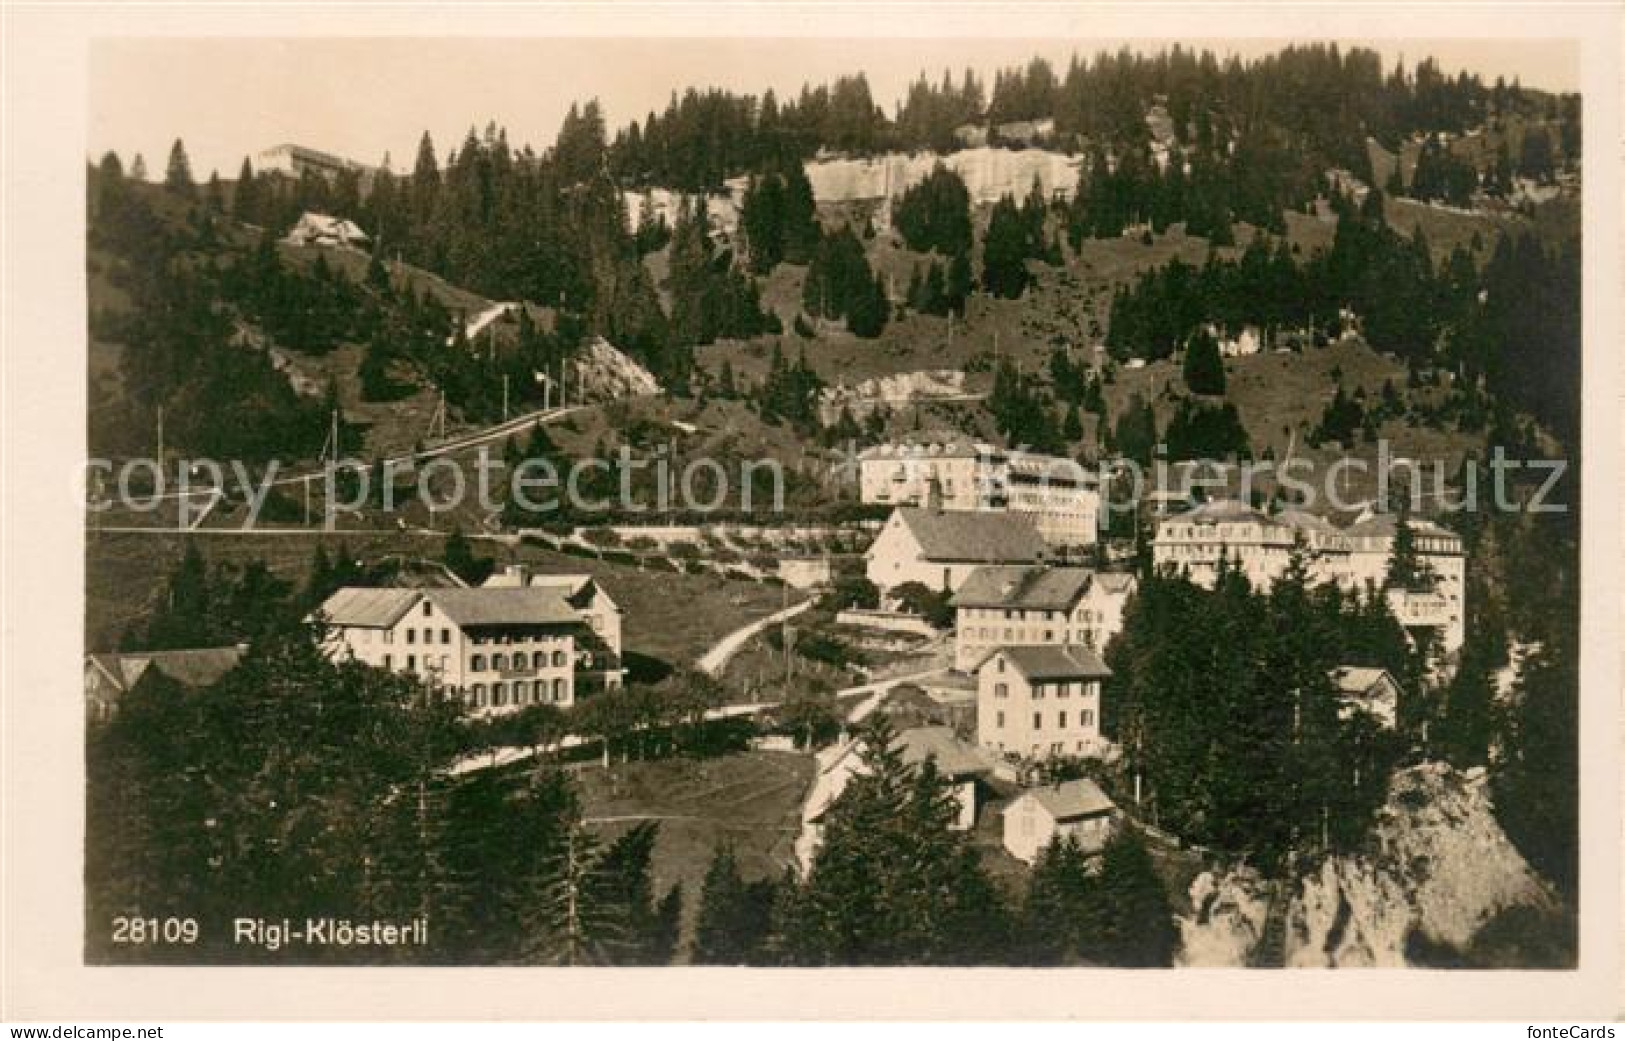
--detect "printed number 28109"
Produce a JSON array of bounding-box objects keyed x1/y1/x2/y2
[{"x1": 111, "y1": 916, "x2": 199, "y2": 944}]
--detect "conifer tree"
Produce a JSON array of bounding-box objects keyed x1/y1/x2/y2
[{"x1": 164, "y1": 138, "x2": 195, "y2": 197}]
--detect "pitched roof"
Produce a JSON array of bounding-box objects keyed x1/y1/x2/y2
[
  {"x1": 1344, "y1": 510, "x2": 1461, "y2": 543},
  {"x1": 87, "y1": 646, "x2": 247, "y2": 693},
  {"x1": 315, "y1": 587, "x2": 420, "y2": 628},
  {"x1": 990, "y1": 644, "x2": 1112, "y2": 681},
  {"x1": 482, "y1": 568, "x2": 620, "y2": 612},
  {"x1": 858, "y1": 434, "x2": 992, "y2": 461},
  {"x1": 1021, "y1": 778, "x2": 1116, "y2": 822},
  {"x1": 1330, "y1": 666, "x2": 1396, "y2": 694},
  {"x1": 893, "y1": 507, "x2": 1046, "y2": 563},
  {"x1": 426, "y1": 587, "x2": 581, "y2": 627},
  {"x1": 1183, "y1": 498, "x2": 1272, "y2": 524},
  {"x1": 895, "y1": 726, "x2": 994, "y2": 778},
  {"x1": 952, "y1": 565, "x2": 1095, "y2": 610},
  {"x1": 316, "y1": 586, "x2": 582, "y2": 629}
]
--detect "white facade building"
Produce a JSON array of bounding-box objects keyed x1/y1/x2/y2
[
  {"x1": 1002, "y1": 778, "x2": 1118, "y2": 863},
  {"x1": 1150, "y1": 499, "x2": 1466, "y2": 654},
  {"x1": 857, "y1": 436, "x2": 1100, "y2": 548},
  {"x1": 977, "y1": 645, "x2": 1111, "y2": 760},
  {"x1": 951, "y1": 565, "x2": 1136, "y2": 673},
  {"x1": 313, "y1": 585, "x2": 623, "y2": 715},
  {"x1": 865, "y1": 506, "x2": 1048, "y2": 596}
]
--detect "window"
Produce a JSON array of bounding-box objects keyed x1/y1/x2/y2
[
  {"x1": 552, "y1": 678, "x2": 566, "y2": 701},
  {"x1": 382, "y1": 654, "x2": 392, "y2": 669},
  {"x1": 407, "y1": 629, "x2": 416, "y2": 645},
  {"x1": 533, "y1": 680, "x2": 546, "y2": 701},
  {"x1": 1081, "y1": 709, "x2": 1094, "y2": 728},
  {"x1": 994, "y1": 682, "x2": 1008, "y2": 699},
  {"x1": 383, "y1": 630, "x2": 394, "y2": 644},
  {"x1": 1058, "y1": 711, "x2": 1068, "y2": 728},
  {"x1": 493, "y1": 653, "x2": 507, "y2": 671},
  {"x1": 552, "y1": 650, "x2": 567, "y2": 668},
  {"x1": 441, "y1": 629, "x2": 451, "y2": 644},
  {"x1": 406, "y1": 654, "x2": 416, "y2": 670},
  {"x1": 996, "y1": 657, "x2": 1005, "y2": 673},
  {"x1": 1032, "y1": 712, "x2": 1042, "y2": 730},
  {"x1": 1032, "y1": 684, "x2": 1044, "y2": 700},
  {"x1": 533, "y1": 651, "x2": 546, "y2": 669},
  {"x1": 493, "y1": 682, "x2": 507, "y2": 706},
  {"x1": 995, "y1": 711, "x2": 1005, "y2": 728},
  {"x1": 471, "y1": 654, "x2": 486, "y2": 671},
  {"x1": 1057, "y1": 683, "x2": 1069, "y2": 699},
  {"x1": 422, "y1": 601, "x2": 433, "y2": 617},
  {"x1": 472, "y1": 683, "x2": 486, "y2": 707}
]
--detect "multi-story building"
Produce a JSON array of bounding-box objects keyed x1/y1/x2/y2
[
  {"x1": 481, "y1": 566, "x2": 624, "y2": 694},
  {"x1": 313, "y1": 585, "x2": 623, "y2": 715},
  {"x1": 976, "y1": 645, "x2": 1111, "y2": 760},
  {"x1": 951, "y1": 565, "x2": 1137, "y2": 673},
  {"x1": 256, "y1": 143, "x2": 374, "y2": 183},
  {"x1": 865, "y1": 506, "x2": 1048, "y2": 597},
  {"x1": 1150, "y1": 499, "x2": 1466, "y2": 653},
  {"x1": 857, "y1": 435, "x2": 1099, "y2": 548}
]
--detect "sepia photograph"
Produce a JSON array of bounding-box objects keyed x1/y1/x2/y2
[{"x1": 3, "y1": 1, "x2": 1622, "y2": 1026}]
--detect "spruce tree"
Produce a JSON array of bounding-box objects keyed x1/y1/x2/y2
[{"x1": 164, "y1": 138, "x2": 195, "y2": 197}]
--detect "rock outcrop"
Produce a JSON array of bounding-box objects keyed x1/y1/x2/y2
[{"x1": 1175, "y1": 762, "x2": 1557, "y2": 967}]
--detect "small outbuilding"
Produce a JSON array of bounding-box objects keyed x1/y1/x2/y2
[{"x1": 1002, "y1": 777, "x2": 1118, "y2": 864}]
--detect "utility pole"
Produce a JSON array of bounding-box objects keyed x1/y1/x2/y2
[
  {"x1": 502, "y1": 374, "x2": 510, "y2": 422},
  {"x1": 155, "y1": 405, "x2": 165, "y2": 468}
]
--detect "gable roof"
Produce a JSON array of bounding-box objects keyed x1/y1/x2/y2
[
  {"x1": 1330, "y1": 666, "x2": 1397, "y2": 695},
  {"x1": 894, "y1": 726, "x2": 994, "y2": 778},
  {"x1": 315, "y1": 587, "x2": 421, "y2": 628},
  {"x1": 1020, "y1": 778, "x2": 1115, "y2": 822},
  {"x1": 86, "y1": 645, "x2": 247, "y2": 694},
  {"x1": 988, "y1": 644, "x2": 1112, "y2": 682},
  {"x1": 891, "y1": 507, "x2": 1046, "y2": 563},
  {"x1": 315, "y1": 586, "x2": 581, "y2": 629},
  {"x1": 426, "y1": 587, "x2": 580, "y2": 627},
  {"x1": 482, "y1": 568, "x2": 620, "y2": 613},
  {"x1": 953, "y1": 565, "x2": 1094, "y2": 610}
]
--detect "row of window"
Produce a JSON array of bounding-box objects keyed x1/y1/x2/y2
[
  {"x1": 470, "y1": 650, "x2": 570, "y2": 672},
  {"x1": 991, "y1": 740, "x2": 1096, "y2": 755},
  {"x1": 964, "y1": 607, "x2": 1109, "y2": 623},
  {"x1": 991, "y1": 709, "x2": 1095, "y2": 729},
  {"x1": 990, "y1": 680, "x2": 1096, "y2": 700},
  {"x1": 465, "y1": 678, "x2": 569, "y2": 709},
  {"x1": 967, "y1": 627, "x2": 1101, "y2": 647}
]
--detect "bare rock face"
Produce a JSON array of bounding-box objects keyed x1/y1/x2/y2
[
  {"x1": 1284, "y1": 762, "x2": 1555, "y2": 967},
  {"x1": 577, "y1": 336, "x2": 661, "y2": 400},
  {"x1": 1175, "y1": 763, "x2": 1555, "y2": 967},
  {"x1": 817, "y1": 369, "x2": 968, "y2": 423},
  {"x1": 1176, "y1": 867, "x2": 1271, "y2": 967}
]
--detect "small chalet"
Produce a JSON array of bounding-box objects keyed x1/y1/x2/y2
[
  {"x1": 1002, "y1": 778, "x2": 1118, "y2": 863},
  {"x1": 83, "y1": 645, "x2": 246, "y2": 722},
  {"x1": 283, "y1": 212, "x2": 370, "y2": 250},
  {"x1": 1330, "y1": 666, "x2": 1402, "y2": 730}
]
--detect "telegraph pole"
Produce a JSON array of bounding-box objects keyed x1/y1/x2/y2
[{"x1": 502, "y1": 374, "x2": 510, "y2": 422}]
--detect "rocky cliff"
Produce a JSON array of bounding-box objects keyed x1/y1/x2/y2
[{"x1": 1176, "y1": 762, "x2": 1558, "y2": 967}]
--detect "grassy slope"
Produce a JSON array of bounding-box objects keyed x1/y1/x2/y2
[
  {"x1": 85, "y1": 530, "x2": 788, "y2": 670},
  {"x1": 574, "y1": 750, "x2": 815, "y2": 958}
]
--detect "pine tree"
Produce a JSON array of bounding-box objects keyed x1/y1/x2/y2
[
  {"x1": 1182, "y1": 327, "x2": 1226, "y2": 395},
  {"x1": 164, "y1": 138, "x2": 195, "y2": 198},
  {"x1": 692, "y1": 846, "x2": 777, "y2": 964},
  {"x1": 1078, "y1": 828, "x2": 1178, "y2": 966}
]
